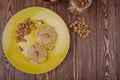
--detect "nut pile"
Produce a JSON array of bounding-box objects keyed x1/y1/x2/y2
[
  {"x1": 73, "y1": 0, "x2": 90, "y2": 7},
  {"x1": 15, "y1": 18, "x2": 37, "y2": 42},
  {"x1": 69, "y1": 17, "x2": 91, "y2": 38}
]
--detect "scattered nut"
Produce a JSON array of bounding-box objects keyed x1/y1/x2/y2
[
  {"x1": 26, "y1": 29, "x2": 31, "y2": 35},
  {"x1": 30, "y1": 26, "x2": 37, "y2": 30},
  {"x1": 15, "y1": 37, "x2": 21, "y2": 42},
  {"x1": 69, "y1": 17, "x2": 91, "y2": 38},
  {"x1": 24, "y1": 18, "x2": 30, "y2": 22},
  {"x1": 37, "y1": 20, "x2": 43, "y2": 24},
  {"x1": 21, "y1": 39, "x2": 27, "y2": 42},
  {"x1": 15, "y1": 18, "x2": 37, "y2": 43},
  {"x1": 48, "y1": 46, "x2": 54, "y2": 50},
  {"x1": 18, "y1": 46, "x2": 23, "y2": 52}
]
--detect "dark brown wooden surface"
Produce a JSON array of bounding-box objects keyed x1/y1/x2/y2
[{"x1": 0, "y1": 0, "x2": 120, "y2": 80}]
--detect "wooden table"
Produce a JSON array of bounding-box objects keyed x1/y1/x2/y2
[{"x1": 0, "y1": 0, "x2": 120, "y2": 80}]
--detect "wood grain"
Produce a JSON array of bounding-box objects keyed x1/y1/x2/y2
[
  {"x1": 0, "y1": 0, "x2": 17, "y2": 80},
  {"x1": 75, "y1": 0, "x2": 97, "y2": 80},
  {"x1": 97, "y1": 0, "x2": 117, "y2": 80},
  {"x1": 0, "y1": 0, "x2": 120, "y2": 80},
  {"x1": 0, "y1": 58, "x2": 8, "y2": 80},
  {"x1": 116, "y1": 0, "x2": 120, "y2": 80}
]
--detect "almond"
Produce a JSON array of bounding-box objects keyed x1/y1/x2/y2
[
  {"x1": 69, "y1": 17, "x2": 91, "y2": 38},
  {"x1": 21, "y1": 39, "x2": 27, "y2": 42}
]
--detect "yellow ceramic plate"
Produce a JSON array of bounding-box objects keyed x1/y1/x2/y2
[{"x1": 2, "y1": 7, "x2": 70, "y2": 74}]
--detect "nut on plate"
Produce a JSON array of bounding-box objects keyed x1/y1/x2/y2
[{"x1": 15, "y1": 18, "x2": 37, "y2": 43}]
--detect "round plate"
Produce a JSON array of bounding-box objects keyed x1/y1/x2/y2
[{"x1": 2, "y1": 7, "x2": 70, "y2": 74}]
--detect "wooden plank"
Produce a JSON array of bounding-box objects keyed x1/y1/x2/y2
[
  {"x1": 0, "y1": 57, "x2": 8, "y2": 80},
  {"x1": 54, "y1": 0, "x2": 75, "y2": 80},
  {"x1": 15, "y1": 69, "x2": 35, "y2": 80},
  {"x1": 1, "y1": 54, "x2": 15, "y2": 80},
  {"x1": 96, "y1": 0, "x2": 117, "y2": 80},
  {"x1": 116, "y1": 0, "x2": 120, "y2": 80},
  {"x1": 0, "y1": 0, "x2": 17, "y2": 80},
  {"x1": 74, "y1": 0, "x2": 97, "y2": 80},
  {"x1": 0, "y1": 0, "x2": 3, "y2": 57}
]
